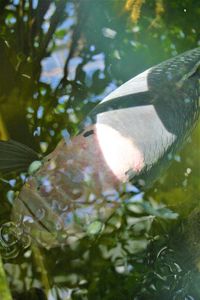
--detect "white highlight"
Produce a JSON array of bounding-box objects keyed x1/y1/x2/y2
[
  {"x1": 101, "y1": 68, "x2": 152, "y2": 104},
  {"x1": 96, "y1": 124, "x2": 144, "y2": 182}
]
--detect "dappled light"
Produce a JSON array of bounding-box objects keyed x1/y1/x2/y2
[{"x1": 0, "y1": 1, "x2": 200, "y2": 300}]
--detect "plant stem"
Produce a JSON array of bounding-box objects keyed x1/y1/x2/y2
[
  {"x1": 32, "y1": 245, "x2": 50, "y2": 297},
  {"x1": 0, "y1": 254, "x2": 13, "y2": 300}
]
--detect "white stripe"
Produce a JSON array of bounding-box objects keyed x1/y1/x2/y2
[{"x1": 101, "y1": 68, "x2": 152, "y2": 104}]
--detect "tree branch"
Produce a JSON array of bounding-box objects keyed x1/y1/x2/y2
[
  {"x1": 28, "y1": 0, "x2": 51, "y2": 55},
  {"x1": 38, "y1": 1, "x2": 66, "y2": 60},
  {"x1": 55, "y1": 1, "x2": 87, "y2": 90},
  {"x1": 36, "y1": 0, "x2": 51, "y2": 32}
]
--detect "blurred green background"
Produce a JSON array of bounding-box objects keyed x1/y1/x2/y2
[{"x1": 0, "y1": 0, "x2": 200, "y2": 299}]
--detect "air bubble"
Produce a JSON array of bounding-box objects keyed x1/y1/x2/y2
[
  {"x1": 0, "y1": 222, "x2": 31, "y2": 259},
  {"x1": 35, "y1": 208, "x2": 46, "y2": 220}
]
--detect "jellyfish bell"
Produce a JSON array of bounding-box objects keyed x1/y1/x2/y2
[{"x1": 12, "y1": 130, "x2": 126, "y2": 248}]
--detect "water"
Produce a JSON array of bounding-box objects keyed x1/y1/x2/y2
[{"x1": 0, "y1": 1, "x2": 200, "y2": 299}]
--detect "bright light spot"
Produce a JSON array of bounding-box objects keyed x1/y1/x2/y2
[
  {"x1": 102, "y1": 27, "x2": 117, "y2": 39},
  {"x1": 96, "y1": 124, "x2": 144, "y2": 181},
  {"x1": 37, "y1": 106, "x2": 44, "y2": 119},
  {"x1": 40, "y1": 142, "x2": 48, "y2": 153},
  {"x1": 61, "y1": 129, "x2": 71, "y2": 144}
]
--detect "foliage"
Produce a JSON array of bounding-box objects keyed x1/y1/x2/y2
[{"x1": 0, "y1": 0, "x2": 200, "y2": 299}]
